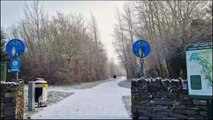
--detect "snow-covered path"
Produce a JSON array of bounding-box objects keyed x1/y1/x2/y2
[{"x1": 31, "y1": 77, "x2": 131, "y2": 119}]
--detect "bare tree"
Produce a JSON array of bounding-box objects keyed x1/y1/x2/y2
[
  {"x1": 7, "y1": 1, "x2": 109, "y2": 84},
  {"x1": 114, "y1": 1, "x2": 212, "y2": 78},
  {"x1": 113, "y1": 8, "x2": 131, "y2": 78}
]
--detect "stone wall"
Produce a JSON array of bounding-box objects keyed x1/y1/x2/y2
[
  {"x1": 1, "y1": 80, "x2": 24, "y2": 119},
  {"x1": 131, "y1": 78, "x2": 208, "y2": 119}
]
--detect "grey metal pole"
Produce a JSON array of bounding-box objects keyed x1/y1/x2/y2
[
  {"x1": 15, "y1": 56, "x2": 19, "y2": 82},
  {"x1": 15, "y1": 72, "x2": 19, "y2": 81},
  {"x1": 140, "y1": 58, "x2": 144, "y2": 77},
  {"x1": 28, "y1": 81, "x2": 35, "y2": 111}
]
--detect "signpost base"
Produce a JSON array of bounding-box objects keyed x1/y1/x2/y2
[{"x1": 207, "y1": 99, "x2": 212, "y2": 120}]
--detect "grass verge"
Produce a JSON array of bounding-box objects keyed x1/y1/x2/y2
[
  {"x1": 118, "y1": 79, "x2": 131, "y2": 89},
  {"x1": 122, "y1": 95, "x2": 131, "y2": 116}
]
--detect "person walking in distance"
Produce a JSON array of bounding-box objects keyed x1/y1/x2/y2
[{"x1": 113, "y1": 74, "x2": 116, "y2": 79}]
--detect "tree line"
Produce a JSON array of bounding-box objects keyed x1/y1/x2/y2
[
  {"x1": 1, "y1": 1, "x2": 212, "y2": 82},
  {"x1": 113, "y1": 1, "x2": 212, "y2": 79},
  {"x1": 1, "y1": 2, "x2": 118, "y2": 84}
]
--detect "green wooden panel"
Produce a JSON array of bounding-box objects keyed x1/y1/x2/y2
[{"x1": 1, "y1": 63, "x2": 7, "y2": 81}]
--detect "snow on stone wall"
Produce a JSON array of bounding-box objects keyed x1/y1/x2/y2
[
  {"x1": 1, "y1": 80, "x2": 24, "y2": 119},
  {"x1": 131, "y1": 78, "x2": 207, "y2": 119}
]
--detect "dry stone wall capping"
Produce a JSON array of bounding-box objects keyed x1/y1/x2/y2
[
  {"x1": 131, "y1": 77, "x2": 208, "y2": 120},
  {"x1": 0, "y1": 80, "x2": 24, "y2": 119}
]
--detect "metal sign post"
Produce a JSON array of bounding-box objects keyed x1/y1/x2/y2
[
  {"x1": 140, "y1": 58, "x2": 144, "y2": 77},
  {"x1": 14, "y1": 57, "x2": 19, "y2": 81},
  {"x1": 132, "y1": 40, "x2": 151, "y2": 77},
  {"x1": 28, "y1": 81, "x2": 35, "y2": 111},
  {"x1": 15, "y1": 71, "x2": 19, "y2": 81},
  {"x1": 6, "y1": 39, "x2": 26, "y2": 82}
]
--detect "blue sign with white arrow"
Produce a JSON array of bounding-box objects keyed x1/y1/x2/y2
[
  {"x1": 132, "y1": 40, "x2": 151, "y2": 58},
  {"x1": 6, "y1": 39, "x2": 26, "y2": 57},
  {"x1": 10, "y1": 58, "x2": 21, "y2": 73}
]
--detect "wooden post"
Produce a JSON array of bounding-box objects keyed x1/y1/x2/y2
[
  {"x1": 1, "y1": 63, "x2": 7, "y2": 81},
  {"x1": 28, "y1": 81, "x2": 35, "y2": 111}
]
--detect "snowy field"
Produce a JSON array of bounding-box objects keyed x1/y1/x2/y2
[{"x1": 24, "y1": 76, "x2": 131, "y2": 119}]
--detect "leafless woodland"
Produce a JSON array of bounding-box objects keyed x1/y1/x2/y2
[
  {"x1": 2, "y1": 2, "x2": 118, "y2": 84},
  {"x1": 1, "y1": 1, "x2": 212, "y2": 84},
  {"x1": 113, "y1": 1, "x2": 212, "y2": 79}
]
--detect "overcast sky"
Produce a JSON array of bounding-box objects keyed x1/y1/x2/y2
[{"x1": 1, "y1": 1, "x2": 126, "y2": 64}]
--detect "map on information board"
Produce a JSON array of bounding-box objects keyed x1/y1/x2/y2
[{"x1": 186, "y1": 42, "x2": 212, "y2": 99}]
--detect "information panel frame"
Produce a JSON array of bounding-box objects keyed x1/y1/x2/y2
[{"x1": 185, "y1": 42, "x2": 212, "y2": 99}]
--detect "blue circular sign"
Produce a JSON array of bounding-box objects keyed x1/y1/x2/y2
[
  {"x1": 6, "y1": 39, "x2": 26, "y2": 57},
  {"x1": 132, "y1": 40, "x2": 151, "y2": 58}
]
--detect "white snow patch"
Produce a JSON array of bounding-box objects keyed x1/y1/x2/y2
[{"x1": 31, "y1": 76, "x2": 131, "y2": 119}]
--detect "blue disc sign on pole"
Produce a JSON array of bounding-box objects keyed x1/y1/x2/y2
[
  {"x1": 132, "y1": 40, "x2": 151, "y2": 58},
  {"x1": 6, "y1": 39, "x2": 26, "y2": 57}
]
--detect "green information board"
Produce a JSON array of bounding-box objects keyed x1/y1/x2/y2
[{"x1": 186, "y1": 42, "x2": 212, "y2": 99}]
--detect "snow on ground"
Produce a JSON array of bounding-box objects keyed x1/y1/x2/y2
[
  {"x1": 24, "y1": 89, "x2": 73, "y2": 119},
  {"x1": 47, "y1": 78, "x2": 113, "y2": 93},
  {"x1": 24, "y1": 78, "x2": 114, "y2": 119},
  {"x1": 31, "y1": 76, "x2": 131, "y2": 119}
]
